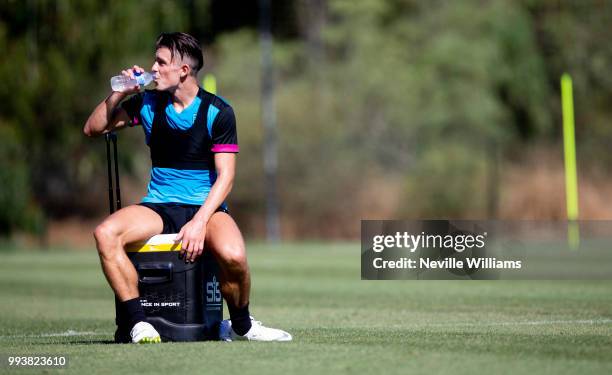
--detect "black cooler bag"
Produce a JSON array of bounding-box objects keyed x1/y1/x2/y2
[{"x1": 124, "y1": 235, "x2": 223, "y2": 341}]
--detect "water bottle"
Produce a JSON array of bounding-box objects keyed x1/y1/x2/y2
[{"x1": 110, "y1": 71, "x2": 155, "y2": 92}]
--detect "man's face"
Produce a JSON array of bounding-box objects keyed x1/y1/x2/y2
[{"x1": 151, "y1": 47, "x2": 186, "y2": 91}]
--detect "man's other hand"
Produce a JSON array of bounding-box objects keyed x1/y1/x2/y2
[{"x1": 175, "y1": 218, "x2": 207, "y2": 262}]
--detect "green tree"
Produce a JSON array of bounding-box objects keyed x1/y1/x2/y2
[{"x1": 0, "y1": 0, "x2": 195, "y2": 236}]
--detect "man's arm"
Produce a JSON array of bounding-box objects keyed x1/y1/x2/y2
[
  {"x1": 195, "y1": 153, "x2": 236, "y2": 224},
  {"x1": 83, "y1": 91, "x2": 131, "y2": 137},
  {"x1": 176, "y1": 153, "x2": 236, "y2": 262},
  {"x1": 83, "y1": 66, "x2": 144, "y2": 137}
]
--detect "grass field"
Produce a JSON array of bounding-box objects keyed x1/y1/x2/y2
[{"x1": 1, "y1": 243, "x2": 611, "y2": 374}]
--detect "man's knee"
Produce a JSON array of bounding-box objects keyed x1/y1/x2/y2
[
  {"x1": 94, "y1": 221, "x2": 121, "y2": 257},
  {"x1": 217, "y1": 243, "x2": 248, "y2": 272}
]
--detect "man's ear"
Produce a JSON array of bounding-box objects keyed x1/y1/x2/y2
[{"x1": 180, "y1": 64, "x2": 191, "y2": 78}]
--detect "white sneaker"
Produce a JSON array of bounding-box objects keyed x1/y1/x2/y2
[
  {"x1": 219, "y1": 317, "x2": 292, "y2": 342},
  {"x1": 130, "y1": 321, "x2": 161, "y2": 344}
]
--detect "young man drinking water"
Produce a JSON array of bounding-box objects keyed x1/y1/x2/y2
[{"x1": 83, "y1": 32, "x2": 291, "y2": 343}]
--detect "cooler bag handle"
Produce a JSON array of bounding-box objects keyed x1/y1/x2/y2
[{"x1": 137, "y1": 262, "x2": 173, "y2": 284}]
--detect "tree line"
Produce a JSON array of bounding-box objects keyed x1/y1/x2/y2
[{"x1": 1, "y1": 0, "x2": 611, "y2": 239}]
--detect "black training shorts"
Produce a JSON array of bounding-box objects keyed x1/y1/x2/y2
[{"x1": 139, "y1": 202, "x2": 229, "y2": 234}]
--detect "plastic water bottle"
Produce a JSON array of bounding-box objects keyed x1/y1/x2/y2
[{"x1": 110, "y1": 71, "x2": 155, "y2": 92}]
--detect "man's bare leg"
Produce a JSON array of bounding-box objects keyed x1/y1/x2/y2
[
  {"x1": 206, "y1": 211, "x2": 291, "y2": 341},
  {"x1": 205, "y1": 211, "x2": 250, "y2": 310},
  {"x1": 94, "y1": 204, "x2": 165, "y2": 343},
  {"x1": 93, "y1": 205, "x2": 163, "y2": 301}
]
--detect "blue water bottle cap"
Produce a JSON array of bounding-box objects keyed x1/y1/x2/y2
[{"x1": 134, "y1": 71, "x2": 142, "y2": 76}]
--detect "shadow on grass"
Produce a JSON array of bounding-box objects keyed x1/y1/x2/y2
[
  {"x1": 68, "y1": 339, "x2": 118, "y2": 345},
  {"x1": 25, "y1": 338, "x2": 118, "y2": 346}
]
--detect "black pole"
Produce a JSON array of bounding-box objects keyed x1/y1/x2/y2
[
  {"x1": 111, "y1": 133, "x2": 122, "y2": 210},
  {"x1": 105, "y1": 133, "x2": 115, "y2": 214},
  {"x1": 105, "y1": 132, "x2": 128, "y2": 342}
]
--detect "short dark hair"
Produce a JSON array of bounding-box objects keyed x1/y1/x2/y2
[{"x1": 155, "y1": 32, "x2": 204, "y2": 76}]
